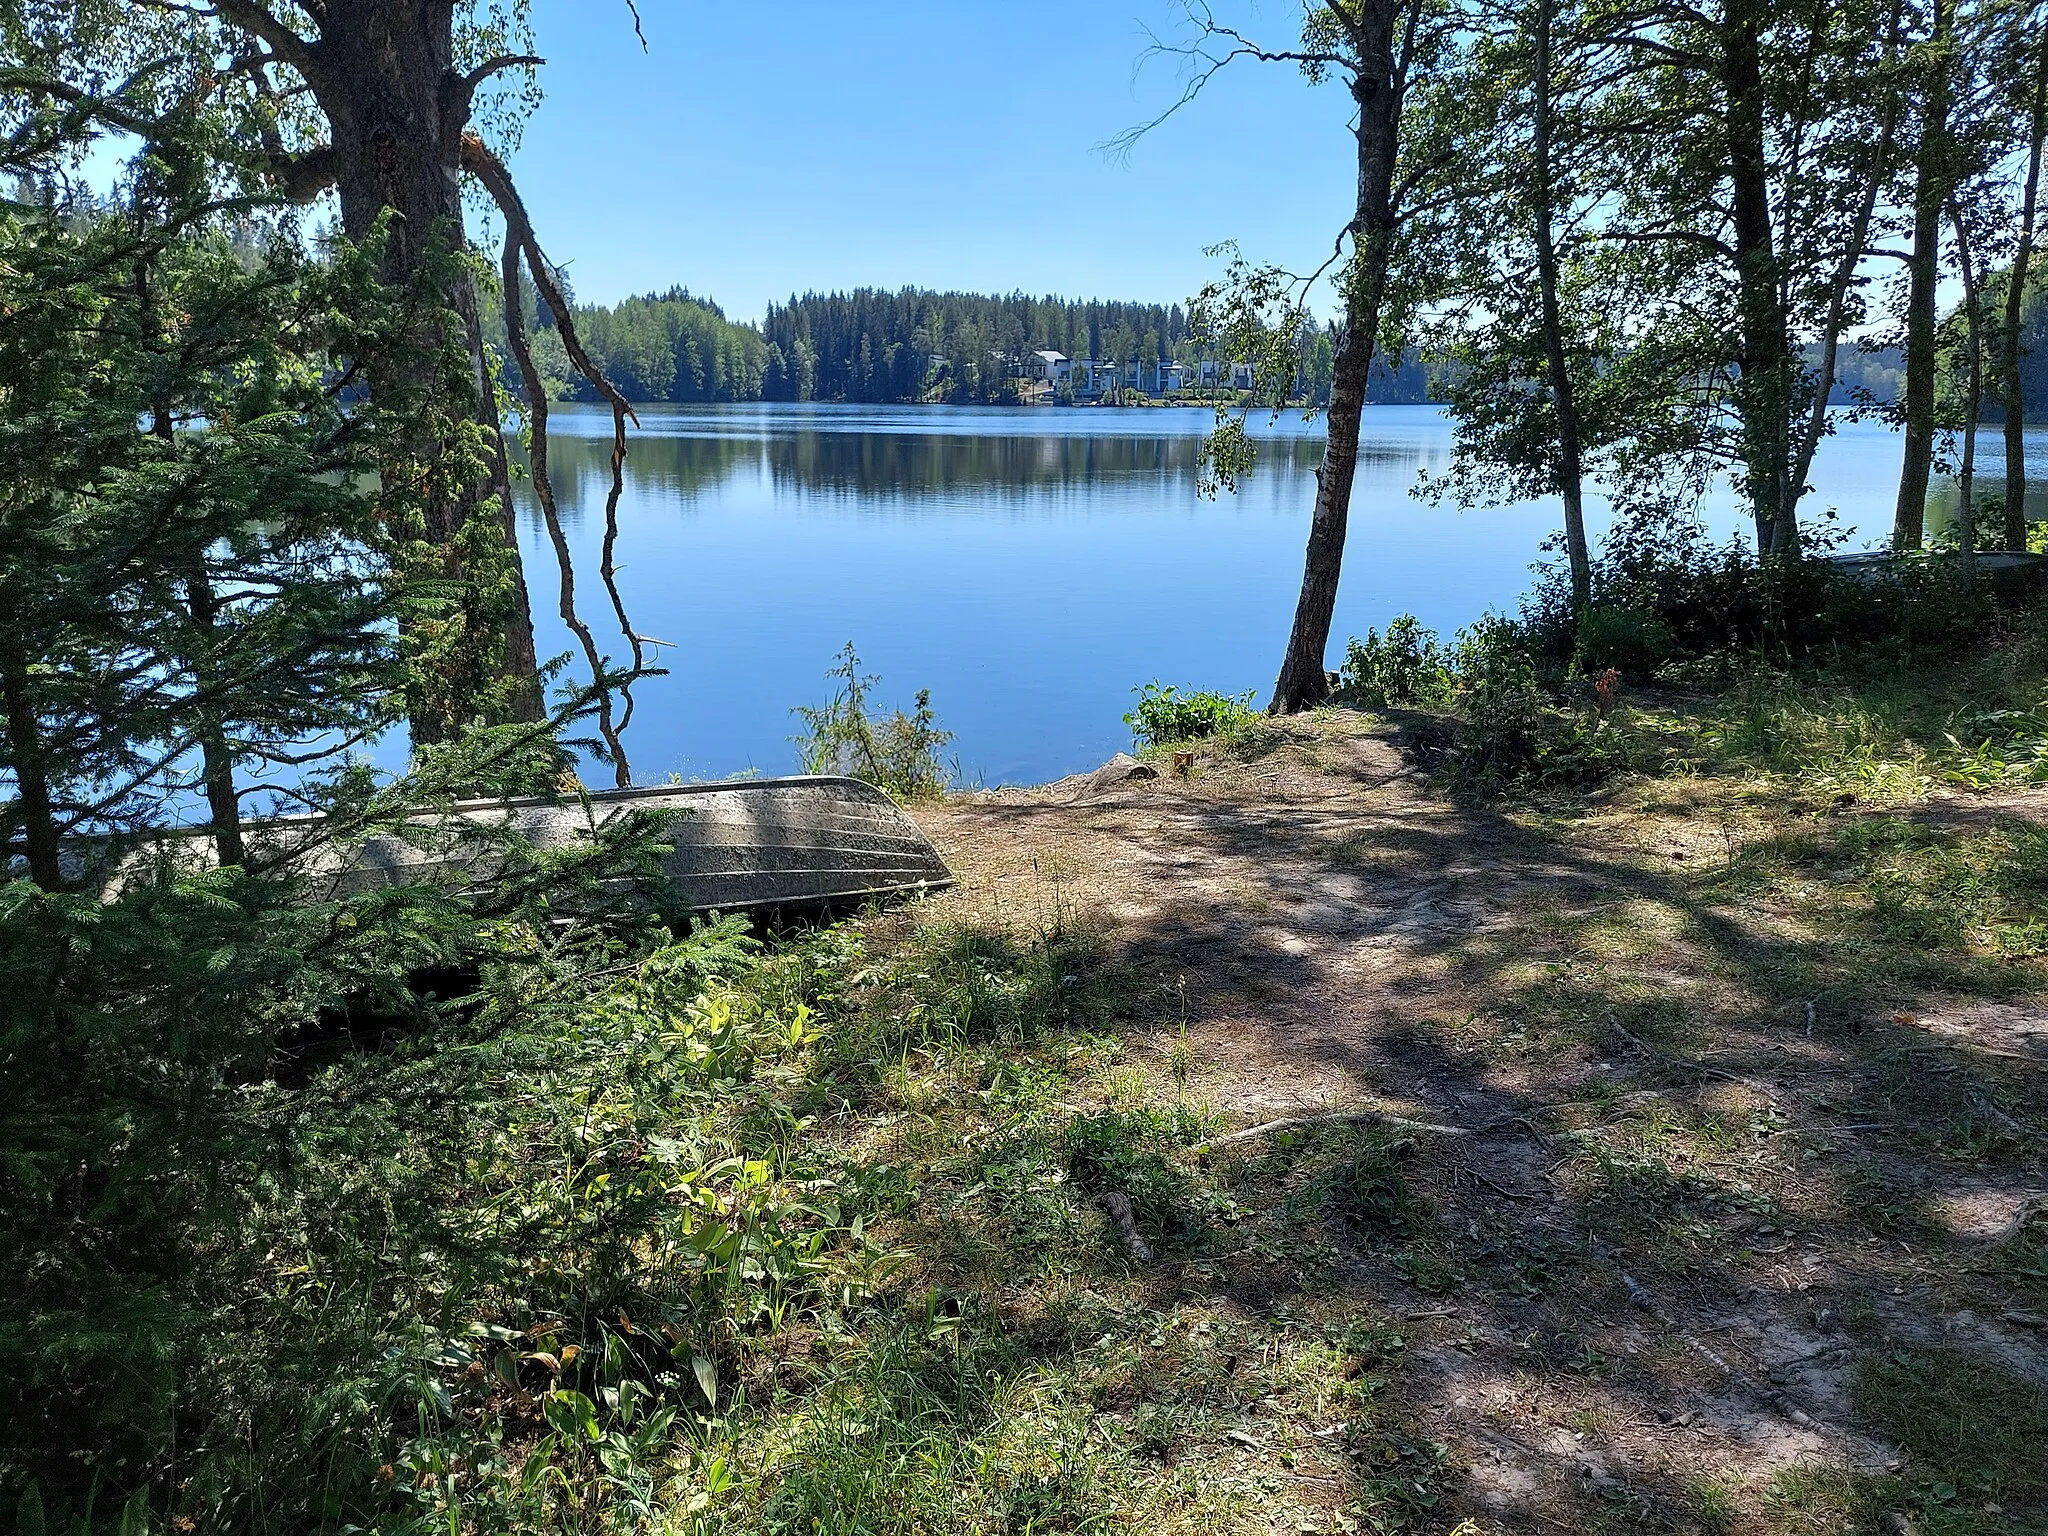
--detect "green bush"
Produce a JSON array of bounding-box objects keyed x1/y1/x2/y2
[
  {"x1": 1124, "y1": 682, "x2": 1258, "y2": 749},
  {"x1": 1514, "y1": 516, "x2": 2016, "y2": 681},
  {"x1": 1338, "y1": 615, "x2": 1453, "y2": 707},
  {"x1": 1572, "y1": 605, "x2": 1675, "y2": 678},
  {"x1": 1448, "y1": 620, "x2": 1545, "y2": 785}
]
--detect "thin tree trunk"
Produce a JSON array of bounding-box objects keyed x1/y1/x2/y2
[
  {"x1": 1791, "y1": 0, "x2": 1904, "y2": 509},
  {"x1": 300, "y1": 0, "x2": 544, "y2": 740},
  {"x1": 1271, "y1": 1, "x2": 1404, "y2": 715},
  {"x1": 1894, "y1": 0, "x2": 1951, "y2": 553},
  {"x1": 1951, "y1": 199, "x2": 1982, "y2": 582},
  {"x1": 141, "y1": 279, "x2": 245, "y2": 866},
  {"x1": 1531, "y1": 0, "x2": 1590, "y2": 610},
  {"x1": 0, "y1": 633, "x2": 62, "y2": 890},
  {"x1": 1722, "y1": 0, "x2": 1796, "y2": 557},
  {"x1": 183, "y1": 568, "x2": 245, "y2": 865},
  {"x1": 2002, "y1": 23, "x2": 2048, "y2": 550}
]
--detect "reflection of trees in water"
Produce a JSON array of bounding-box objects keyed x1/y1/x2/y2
[
  {"x1": 1924, "y1": 476, "x2": 2048, "y2": 538},
  {"x1": 512, "y1": 432, "x2": 761, "y2": 525},
  {"x1": 515, "y1": 426, "x2": 1432, "y2": 525},
  {"x1": 760, "y1": 430, "x2": 1329, "y2": 499}
]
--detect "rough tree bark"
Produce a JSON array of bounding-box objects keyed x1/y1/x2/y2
[
  {"x1": 1721, "y1": 0, "x2": 1797, "y2": 557},
  {"x1": 209, "y1": 0, "x2": 545, "y2": 738},
  {"x1": 1530, "y1": 0, "x2": 1591, "y2": 610},
  {"x1": 1893, "y1": 0, "x2": 1951, "y2": 554},
  {"x1": 2001, "y1": 22, "x2": 2048, "y2": 551},
  {"x1": 1271, "y1": 0, "x2": 1405, "y2": 715}
]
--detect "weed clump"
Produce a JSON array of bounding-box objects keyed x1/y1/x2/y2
[
  {"x1": 1124, "y1": 681, "x2": 1259, "y2": 749},
  {"x1": 1065, "y1": 1105, "x2": 1207, "y2": 1231},
  {"x1": 1324, "y1": 1144, "x2": 1427, "y2": 1234},
  {"x1": 1338, "y1": 615, "x2": 1453, "y2": 708},
  {"x1": 794, "y1": 642, "x2": 954, "y2": 800}
]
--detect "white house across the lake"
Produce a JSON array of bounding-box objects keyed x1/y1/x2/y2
[{"x1": 1016, "y1": 350, "x2": 1230, "y2": 400}]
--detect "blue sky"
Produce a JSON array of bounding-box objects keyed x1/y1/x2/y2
[{"x1": 505, "y1": 0, "x2": 1357, "y2": 322}]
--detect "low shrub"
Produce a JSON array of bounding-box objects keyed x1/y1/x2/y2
[
  {"x1": 1338, "y1": 615, "x2": 1453, "y2": 707},
  {"x1": 1573, "y1": 605, "x2": 1676, "y2": 678},
  {"x1": 794, "y1": 643, "x2": 954, "y2": 800},
  {"x1": 1124, "y1": 681, "x2": 1259, "y2": 749}
]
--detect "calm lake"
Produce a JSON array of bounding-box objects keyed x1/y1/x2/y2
[{"x1": 514, "y1": 402, "x2": 2041, "y2": 788}]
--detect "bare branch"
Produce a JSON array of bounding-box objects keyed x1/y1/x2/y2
[
  {"x1": 462, "y1": 132, "x2": 648, "y2": 780},
  {"x1": 498, "y1": 226, "x2": 632, "y2": 786},
  {"x1": 1103, "y1": 2, "x2": 1350, "y2": 165},
  {"x1": 457, "y1": 52, "x2": 544, "y2": 108}
]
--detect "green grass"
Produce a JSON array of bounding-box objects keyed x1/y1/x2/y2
[{"x1": 1764, "y1": 1349, "x2": 2048, "y2": 1536}]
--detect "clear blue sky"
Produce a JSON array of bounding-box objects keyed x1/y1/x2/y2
[{"x1": 506, "y1": 0, "x2": 1356, "y2": 322}]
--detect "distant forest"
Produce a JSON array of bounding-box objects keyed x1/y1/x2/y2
[
  {"x1": 486, "y1": 278, "x2": 2048, "y2": 420},
  {"x1": 509, "y1": 284, "x2": 1435, "y2": 408}
]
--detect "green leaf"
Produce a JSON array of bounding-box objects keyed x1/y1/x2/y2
[
  {"x1": 692, "y1": 1353, "x2": 718, "y2": 1407},
  {"x1": 15, "y1": 1484, "x2": 44, "y2": 1536}
]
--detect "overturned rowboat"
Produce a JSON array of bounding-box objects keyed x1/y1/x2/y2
[
  {"x1": 52, "y1": 777, "x2": 953, "y2": 917},
  {"x1": 331, "y1": 775, "x2": 953, "y2": 915}
]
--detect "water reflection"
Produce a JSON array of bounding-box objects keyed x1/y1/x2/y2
[
  {"x1": 526, "y1": 416, "x2": 1332, "y2": 520},
  {"x1": 507, "y1": 402, "x2": 2048, "y2": 788}
]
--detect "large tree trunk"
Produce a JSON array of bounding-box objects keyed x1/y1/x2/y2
[
  {"x1": 1270, "y1": 2, "x2": 1403, "y2": 715},
  {"x1": 2002, "y1": 24, "x2": 2048, "y2": 550},
  {"x1": 1531, "y1": 0, "x2": 1590, "y2": 609},
  {"x1": 1893, "y1": 0, "x2": 1950, "y2": 554},
  {"x1": 303, "y1": 0, "x2": 543, "y2": 740},
  {"x1": 1721, "y1": 0, "x2": 1796, "y2": 557}
]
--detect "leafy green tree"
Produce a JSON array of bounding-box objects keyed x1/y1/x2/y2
[{"x1": 1130, "y1": 0, "x2": 1452, "y2": 712}]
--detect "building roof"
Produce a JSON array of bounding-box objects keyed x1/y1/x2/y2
[{"x1": 1033, "y1": 349, "x2": 1067, "y2": 363}]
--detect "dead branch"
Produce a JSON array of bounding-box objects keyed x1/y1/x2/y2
[
  {"x1": 1096, "y1": 1190, "x2": 1156, "y2": 1264},
  {"x1": 1103, "y1": 1, "x2": 1351, "y2": 165},
  {"x1": 497, "y1": 224, "x2": 631, "y2": 786},
  {"x1": 464, "y1": 132, "x2": 649, "y2": 769},
  {"x1": 1195, "y1": 1108, "x2": 1476, "y2": 1152}
]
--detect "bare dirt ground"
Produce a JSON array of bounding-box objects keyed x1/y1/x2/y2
[{"x1": 898, "y1": 710, "x2": 2048, "y2": 1533}]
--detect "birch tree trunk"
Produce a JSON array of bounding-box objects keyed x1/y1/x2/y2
[{"x1": 1270, "y1": 1, "x2": 1405, "y2": 714}]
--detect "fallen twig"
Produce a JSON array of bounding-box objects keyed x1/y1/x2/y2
[
  {"x1": 1195, "y1": 1108, "x2": 1474, "y2": 1152},
  {"x1": 1462, "y1": 1163, "x2": 1539, "y2": 1202}
]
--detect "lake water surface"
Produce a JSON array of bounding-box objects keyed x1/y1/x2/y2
[{"x1": 515, "y1": 402, "x2": 2040, "y2": 787}]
